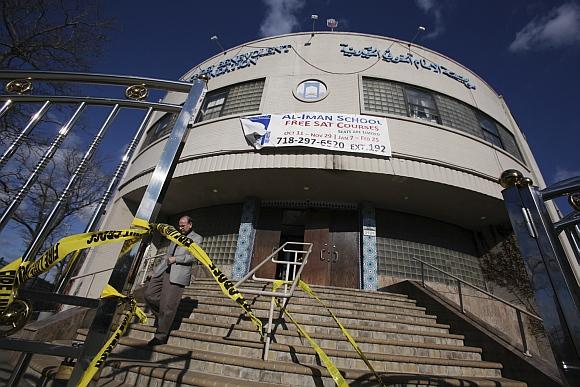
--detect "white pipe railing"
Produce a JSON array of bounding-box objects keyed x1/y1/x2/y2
[{"x1": 234, "y1": 241, "x2": 312, "y2": 360}]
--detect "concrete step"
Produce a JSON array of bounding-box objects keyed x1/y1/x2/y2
[
  {"x1": 153, "y1": 295, "x2": 440, "y2": 328},
  {"x1": 99, "y1": 360, "x2": 287, "y2": 386},
  {"x1": 170, "y1": 315, "x2": 466, "y2": 347},
  {"x1": 119, "y1": 326, "x2": 494, "y2": 376},
  {"x1": 125, "y1": 323, "x2": 482, "y2": 362},
  {"x1": 140, "y1": 301, "x2": 451, "y2": 336},
  {"x1": 187, "y1": 280, "x2": 417, "y2": 307},
  {"x1": 182, "y1": 290, "x2": 430, "y2": 321},
  {"x1": 141, "y1": 310, "x2": 458, "y2": 346},
  {"x1": 76, "y1": 332, "x2": 515, "y2": 385}
]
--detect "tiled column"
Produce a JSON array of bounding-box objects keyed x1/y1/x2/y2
[
  {"x1": 361, "y1": 202, "x2": 378, "y2": 290},
  {"x1": 232, "y1": 197, "x2": 259, "y2": 280}
]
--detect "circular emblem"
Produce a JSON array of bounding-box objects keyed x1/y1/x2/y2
[
  {"x1": 0, "y1": 299, "x2": 32, "y2": 337},
  {"x1": 5, "y1": 79, "x2": 33, "y2": 94},
  {"x1": 125, "y1": 84, "x2": 149, "y2": 100},
  {"x1": 294, "y1": 79, "x2": 328, "y2": 102}
]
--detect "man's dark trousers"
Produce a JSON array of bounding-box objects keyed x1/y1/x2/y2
[{"x1": 144, "y1": 270, "x2": 185, "y2": 342}]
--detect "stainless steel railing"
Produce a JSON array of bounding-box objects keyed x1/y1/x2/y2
[
  {"x1": 412, "y1": 256, "x2": 542, "y2": 356},
  {"x1": 234, "y1": 241, "x2": 312, "y2": 360}
]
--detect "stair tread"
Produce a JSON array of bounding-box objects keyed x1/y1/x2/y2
[
  {"x1": 76, "y1": 330, "x2": 500, "y2": 371},
  {"x1": 185, "y1": 316, "x2": 465, "y2": 343},
  {"x1": 188, "y1": 280, "x2": 414, "y2": 302},
  {"x1": 124, "y1": 317, "x2": 474, "y2": 351},
  {"x1": 177, "y1": 293, "x2": 431, "y2": 316},
  {"x1": 123, "y1": 325, "x2": 487, "y2": 364},
  {"x1": 138, "y1": 303, "x2": 451, "y2": 333},
  {"x1": 100, "y1": 361, "x2": 286, "y2": 387}
]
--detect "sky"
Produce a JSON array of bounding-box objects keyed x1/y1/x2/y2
[
  {"x1": 92, "y1": 0, "x2": 579, "y2": 188},
  {"x1": 2, "y1": 0, "x2": 580, "y2": 262}
]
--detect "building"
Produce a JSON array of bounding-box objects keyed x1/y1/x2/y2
[{"x1": 74, "y1": 32, "x2": 546, "y2": 299}]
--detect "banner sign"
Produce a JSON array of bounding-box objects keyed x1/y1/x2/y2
[{"x1": 241, "y1": 112, "x2": 391, "y2": 157}]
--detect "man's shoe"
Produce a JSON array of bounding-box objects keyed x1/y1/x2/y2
[{"x1": 147, "y1": 338, "x2": 166, "y2": 346}]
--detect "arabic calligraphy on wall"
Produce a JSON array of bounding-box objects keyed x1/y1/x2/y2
[
  {"x1": 189, "y1": 44, "x2": 292, "y2": 80},
  {"x1": 340, "y1": 44, "x2": 476, "y2": 90}
]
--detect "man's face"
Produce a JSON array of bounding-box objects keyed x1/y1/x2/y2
[{"x1": 178, "y1": 217, "x2": 193, "y2": 235}]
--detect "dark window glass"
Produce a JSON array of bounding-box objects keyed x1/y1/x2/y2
[
  {"x1": 141, "y1": 112, "x2": 178, "y2": 148},
  {"x1": 404, "y1": 87, "x2": 440, "y2": 124},
  {"x1": 497, "y1": 124, "x2": 524, "y2": 161},
  {"x1": 478, "y1": 114, "x2": 503, "y2": 148}
]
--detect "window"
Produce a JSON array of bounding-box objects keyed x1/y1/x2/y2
[
  {"x1": 497, "y1": 124, "x2": 524, "y2": 161},
  {"x1": 435, "y1": 94, "x2": 481, "y2": 138},
  {"x1": 362, "y1": 78, "x2": 440, "y2": 124},
  {"x1": 362, "y1": 77, "x2": 524, "y2": 162},
  {"x1": 362, "y1": 78, "x2": 407, "y2": 116},
  {"x1": 197, "y1": 78, "x2": 265, "y2": 122},
  {"x1": 404, "y1": 87, "x2": 440, "y2": 124},
  {"x1": 478, "y1": 114, "x2": 503, "y2": 148},
  {"x1": 141, "y1": 112, "x2": 178, "y2": 148}
]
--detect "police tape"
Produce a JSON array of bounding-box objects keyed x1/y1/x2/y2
[
  {"x1": 0, "y1": 228, "x2": 149, "y2": 318},
  {"x1": 1, "y1": 220, "x2": 261, "y2": 339},
  {"x1": 296, "y1": 280, "x2": 385, "y2": 387},
  {"x1": 272, "y1": 281, "x2": 348, "y2": 387},
  {"x1": 78, "y1": 284, "x2": 147, "y2": 387},
  {"x1": 141, "y1": 219, "x2": 264, "y2": 337}
]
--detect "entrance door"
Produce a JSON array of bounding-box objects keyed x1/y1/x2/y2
[{"x1": 250, "y1": 207, "x2": 360, "y2": 289}]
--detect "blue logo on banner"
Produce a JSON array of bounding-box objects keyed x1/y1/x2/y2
[{"x1": 247, "y1": 115, "x2": 271, "y2": 145}]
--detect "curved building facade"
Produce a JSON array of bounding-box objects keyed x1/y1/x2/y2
[{"x1": 77, "y1": 32, "x2": 545, "y2": 296}]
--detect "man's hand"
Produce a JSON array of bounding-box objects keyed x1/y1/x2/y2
[{"x1": 167, "y1": 256, "x2": 177, "y2": 265}]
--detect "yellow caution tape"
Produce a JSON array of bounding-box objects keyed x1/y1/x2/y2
[
  {"x1": 150, "y1": 222, "x2": 263, "y2": 337},
  {"x1": 297, "y1": 280, "x2": 385, "y2": 387},
  {"x1": 78, "y1": 284, "x2": 147, "y2": 387},
  {"x1": 273, "y1": 281, "x2": 348, "y2": 387},
  {"x1": 0, "y1": 228, "x2": 149, "y2": 316},
  {"x1": 0, "y1": 218, "x2": 259, "y2": 383}
]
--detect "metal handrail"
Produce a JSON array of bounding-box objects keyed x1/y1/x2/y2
[
  {"x1": 0, "y1": 95, "x2": 182, "y2": 112},
  {"x1": 0, "y1": 70, "x2": 193, "y2": 92},
  {"x1": 68, "y1": 267, "x2": 114, "y2": 281},
  {"x1": 413, "y1": 256, "x2": 541, "y2": 356},
  {"x1": 234, "y1": 241, "x2": 312, "y2": 360}
]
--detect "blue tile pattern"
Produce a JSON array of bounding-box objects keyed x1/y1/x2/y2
[
  {"x1": 232, "y1": 198, "x2": 259, "y2": 280},
  {"x1": 361, "y1": 202, "x2": 378, "y2": 290}
]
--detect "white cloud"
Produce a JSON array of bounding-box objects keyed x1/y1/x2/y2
[
  {"x1": 415, "y1": 0, "x2": 435, "y2": 13},
  {"x1": 414, "y1": 0, "x2": 445, "y2": 39},
  {"x1": 509, "y1": 2, "x2": 580, "y2": 52},
  {"x1": 554, "y1": 166, "x2": 580, "y2": 182},
  {"x1": 259, "y1": 0, "x2": 305, "y2": 37}
]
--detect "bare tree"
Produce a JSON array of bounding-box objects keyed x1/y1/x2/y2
[
  {"x1": 480, "y1": 234, "x2": 545, "y2": 336},
  {"x1": 1, "y1": 0, "x2": 110, "y2": 70},
  {"x1": 0, "y1": 0, "x2": 113, "y2": 288},
  {"x1": 1, "y1": 144, "x2": 110, "y2": 281}
]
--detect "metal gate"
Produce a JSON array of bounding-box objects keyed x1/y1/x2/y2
[
  {"x1": 0, "y1": 70, "x2": 207, "y2": 386},
  {"x1": 499, "y1": 169, "x2": 580, "y2": 386}
]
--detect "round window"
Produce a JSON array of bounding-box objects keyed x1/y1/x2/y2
[{"x1": 294, "y1": 79, "x2": 328, "y2": 102}]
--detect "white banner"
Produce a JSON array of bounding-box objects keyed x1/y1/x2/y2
[{"x1": 240, "y1": 112, "x2": 391, "y2": 157}]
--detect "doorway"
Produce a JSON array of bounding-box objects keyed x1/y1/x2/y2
[{"x1": 250, "y1": 207, "x2": 360, "y2": 288}]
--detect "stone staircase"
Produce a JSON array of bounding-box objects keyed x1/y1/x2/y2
[{"x1": 79, "y1": 279, "x2": 527, "y2": 386}]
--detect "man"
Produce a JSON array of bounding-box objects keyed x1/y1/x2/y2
[{"x1": 144, "y1": 215, "x2": 202, "y2": 346}]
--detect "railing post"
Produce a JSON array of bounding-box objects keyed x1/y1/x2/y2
[
  {"x1": 263, "y1": 297, "x2": 276, "y2": 361},
  {"x1": 516, "y1": 309, "x2": 532, "y2": 357},
  {"x1": 500, "y1": 170, "x2": 580, "y2": 385},
  {"x1": 457, "y1": 279, "x2": 465, "y2": 313},
  {"x1": 420, "y1": 262, "x2": 425, "y2": 287},
  {"x1": 66, "y1": 78, "x2": 207, "y2": 387}
]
